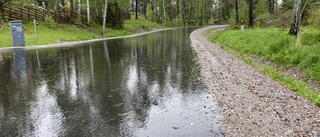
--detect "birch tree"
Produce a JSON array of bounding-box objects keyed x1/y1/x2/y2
[
  {"x1": 288, "y1": 0, "x2": 301, "y2": 35},
  {"x1": 78, "y1": 0, "x2": 81, "y2": 21},
  {"x1": 162, "y1": 0, "x2": 165, "y2": 24},
  {"x1": 102, "y1": 0, "x2": 107, "y2": 34},
  {"x1": 87, "y1": 0, "x2": 90, "y2": 24}
]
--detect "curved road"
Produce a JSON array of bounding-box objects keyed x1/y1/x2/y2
[{"x1": 190, "y1": 25, "x2": 320, "y2": 136}]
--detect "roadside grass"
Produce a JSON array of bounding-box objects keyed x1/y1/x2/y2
[
  {"x1": 208, "y1": 28, "x2": 320, "y2": 107},
  {"x1": 0, "y1": 18, "x2": 164, "y2": 47},
  {"x1": 0, "y1": 23, "x2": 99, "y2": 47}
]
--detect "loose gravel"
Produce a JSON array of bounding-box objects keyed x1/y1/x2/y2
[{"x1": 190, "y1": 26, "x2": 320, "y2": 136}]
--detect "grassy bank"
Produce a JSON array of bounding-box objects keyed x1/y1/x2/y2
[
  {"x1": 207, "y1": 28, "x2": 320, "y2": 106},
  {"x1": 0, "y1": 18, "x2": 164, "y2": 47}
]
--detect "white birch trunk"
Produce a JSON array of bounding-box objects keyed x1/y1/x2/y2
[
  {"x1": 102, "y1": 0, "x2": 107, "y2": 35},
  {"x1": 289, "y1": 0, "x2": 301, "y2": 35},
  {"x1": 86, "y1": 0, "x2": 90, "y2": 24},
  {"x1": 163, "y1": 0, "x2": 166, "y2": 24},
  {"x1": 78, "y1": 0, "x2": 81, "y2": 21}
]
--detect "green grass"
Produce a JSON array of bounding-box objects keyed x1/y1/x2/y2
[
  {"x1": 208, "y1": 28, "x2": 320, "y2": 107},
  {"x1": 0, "y1": 23, "x2": 99, "y2": 47},
  {"x1": 0, "y1": 18, "x2": 164, "y2": 47}
]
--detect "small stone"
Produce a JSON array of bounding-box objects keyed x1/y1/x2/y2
[{"x1": 172, "y1": 126, "x2": 180, "y2": 129}]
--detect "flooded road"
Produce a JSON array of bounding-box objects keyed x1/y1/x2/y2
[{"x1": 0, "y1": 28, "x2": 221, "y2": 136}]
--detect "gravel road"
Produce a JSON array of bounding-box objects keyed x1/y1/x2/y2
[{"x1": 190, "y1": 26, "x2": 320, "y2": 136}]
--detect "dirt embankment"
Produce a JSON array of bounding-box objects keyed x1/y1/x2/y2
[{"x1": 190, "y1": 26, "x2": 320, "y2": 136}]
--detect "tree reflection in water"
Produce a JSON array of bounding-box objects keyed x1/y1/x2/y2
[{"x1": 0, "y1": 27, "x2": 221, "y2": 137}]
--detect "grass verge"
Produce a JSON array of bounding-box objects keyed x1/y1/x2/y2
[
  {"x1": 207, "y1": 28, "x2": 320, "y2": 107},
  {"x1": 0, "y1": 18, "x2": 164, "y2": 47}
]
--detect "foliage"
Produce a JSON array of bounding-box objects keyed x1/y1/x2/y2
[
  {"x1": 308, "y1": 8, "x2": 320, "y2": 27},
  {"x1": 281, "y1": 0, "x2": 294, "y2": 12},
  {"x1": 0, "y1": 18, "x2": 164, "y2": 47},
  {"x1": 146, "y1": 3, "x2": 155, "y2": 22},
  {"x1": 229, "y1": 0, "x2": 249, "y2": 25},
  {"x1": 208, "y1": 28, "x2": 320, "y2": 83},
  {"x1": 254, "y1": 0, "x2": 268, "y2": 17},
  {"x1": 44, "y1": 15, "x2": 57, "y2": 28},
  {"x1": 208, "y1": 28, "x2": 320, "y2": 107},
  {"x1": 106, "y1": 1, "x2": 124, "y2": 29}
]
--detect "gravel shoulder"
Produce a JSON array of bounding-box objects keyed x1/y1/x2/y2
[{"x1": 190, "y1": 25, "x2": 320, "y2": 136}]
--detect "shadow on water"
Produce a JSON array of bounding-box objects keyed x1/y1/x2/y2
[{"x1": 0, "y1": 27, "x2": 222, "y2": 137}]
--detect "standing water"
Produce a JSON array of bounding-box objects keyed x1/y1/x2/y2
[{"x1": 0, "y1": 28, "x2": 222, "y2": 136}]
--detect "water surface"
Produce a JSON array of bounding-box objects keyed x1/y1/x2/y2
[{"x1": 0, "y1": 28, "x2": 221, "y2": 136}]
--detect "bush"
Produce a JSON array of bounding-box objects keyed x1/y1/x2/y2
[
  {"x1": 308, "y1": 8, "x2": 320, "y2": 27},
  {"x1": 44, "y1": 15, "x2": 57, "y2": 28}
]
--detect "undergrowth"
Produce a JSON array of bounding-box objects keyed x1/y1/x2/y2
[
  {"x1": 208, "y1": 28, "x2": 320, "y2": 107},
  {"x1": 0, "y1": 18, "x2": 164, "y2": 47}
]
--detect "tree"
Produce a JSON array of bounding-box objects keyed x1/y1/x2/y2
[
  {"x1": 289, "y1": 0, "x2": 301, "y2": 35},
  {"x1": 281, "y1": 0, "x2": 294, "y2": 12},
  {"x1": 102, "y1": 0, "x2": 107, "y2": 34},
  {"x1": 78, "y1": 0, "x2": 81, "y2": 21},
  {"x1": 106, "y1": 1, "x2": 124, "y2": 29},
  {"x1": 235, "y1": 0, "x2": 239, "y2": 24},
  {"x1": 275, "y1": 0, "x2": 278, "y2": 14},
  {"x1": 162, "y1": 0, "x2": 165, "y2": 24},
  {"x1": 268, "y1": 0, "x2": 274, "y2": 14},
  {"x1": 87, "y1": 0, "x2": 90, "y2": 24},
  {"x1": 135, "y1": 0, "x2": 138, "y2": 19},
  {"x1": 70, "y1": 0, "x2": 75, "y2": 17},
  {"x1": 248, "y1": 0, "x2": 253, "y2": 27}
]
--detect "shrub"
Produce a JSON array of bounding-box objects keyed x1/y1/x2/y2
[
  {"x1": 308, "y1": 8, "x2": 320, "y2": 27},
  {"x1": 44, "y1": 15, "x2": 57, "y2": 28}
]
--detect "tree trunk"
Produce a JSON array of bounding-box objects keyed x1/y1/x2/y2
[
  {"x1": 218, "y1": 1, "x2": 221, "y2": 25},
  {"x1": 62, "y1": 0, "x2": 65, "y2": 15},
  {"x1": 142, "y1": 0, "x2": 147, "y2": 19},
  {"x1": 132, "y1": 0, "x2": 134, "y2": 14},
  {"x1": 182, "y1": 0, "x2": 186, "y2": 26},
  {"x1": 0, "y1": 0, "x2": 3, "y2": 23},
  {"x1": 57, "y1": 0, "x2": 61, "y2": 14},
  {"x1": 289, "y1": 0, "x2": 301, "y2": 35},
  {"x1": 269, "y1": 0, "x2": 274, "y2": 14},
  {"x1": 163, "y1": 0, "x2": 165, "y2": 24},
  {"x1": 177, "y1": 0, "x2": 179, "y2": 16},
  {"x1": 78, "y1": 0, "x2": 81, "y2": 21},
  {"x1": 102, "y1": 0, "x2": 107, "y2": 35},
  {"x1": 188, "y1": 1, "x2": 192, "y2": 25},
  {"x1": 86, "y1": 0, "x2": 90, "y2": 24},
  {"x1": 204, "y1": 0, "x2": 208, "y2": 24},
  {"x1": 248, "y1": 0, "x2": 254, "y2": 27},
  {"x1": 235, "y1": 0, "x2": 239, "y2": 24},
  {"x1": 70, "y1": 0, "x2": 74, "y2": 17},
  {"x1": 275, "y1": 0, "x2": 278, "y2": 14},
  {"x1": 135, "y1": 0, "x2": 138, "y2": 19}
]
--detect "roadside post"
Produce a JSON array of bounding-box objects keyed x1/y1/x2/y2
[
  {"x1": 9, "y1": 20, "x2": 26, "y2": 46},
  {"x1": 241, "y1": 20, "x2": 244, "y2": 31},
  {"x1": 34, "y1": 19, "x2": 37, "y2": 44}
]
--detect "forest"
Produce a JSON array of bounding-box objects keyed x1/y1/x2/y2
[{"x1": 0, "y1": 0, "x2": 319, "y2": 34}]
